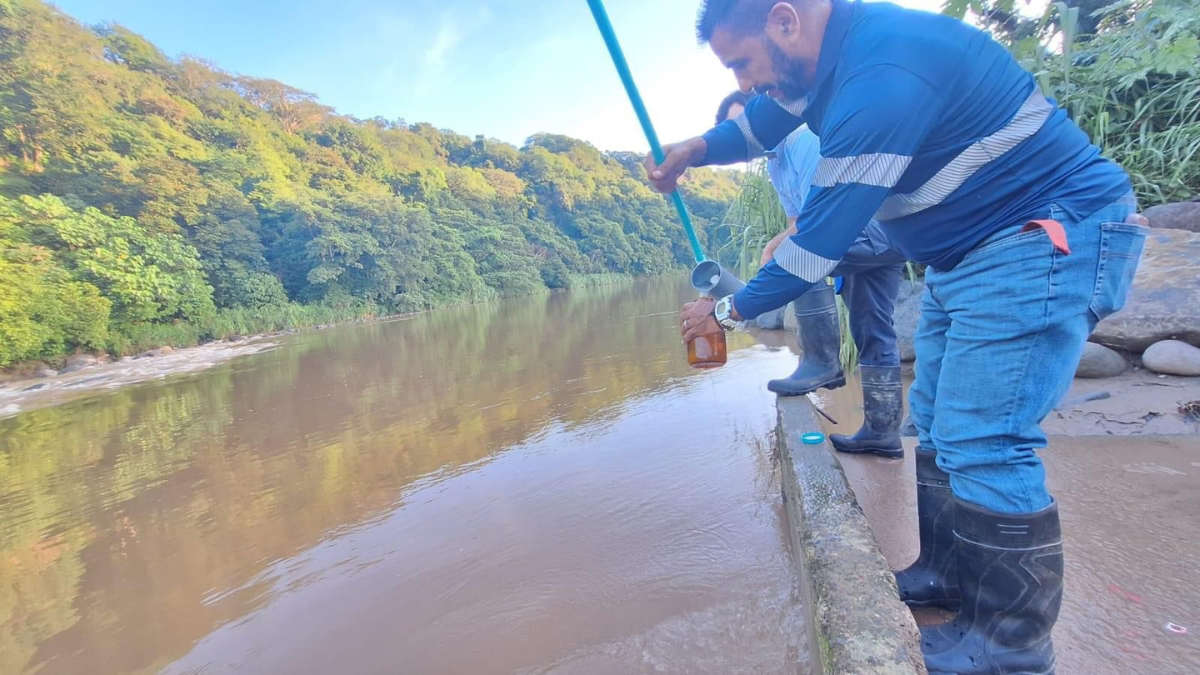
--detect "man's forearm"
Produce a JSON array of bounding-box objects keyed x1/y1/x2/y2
[
  {"x1": 699, "y1": 122, "x2": 749, "y2": 166},
  {"x1": 731, "y1": 261, "x2": 816, "y2": 320},
  {"x1": 699, "y1": 97, "x2": 807, "y2": 166}
]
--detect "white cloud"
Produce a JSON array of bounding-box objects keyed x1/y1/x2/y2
[
  {"x1": 414, "y1": 5, "x2": 492, "y2": 98},
  {"x1": 422, "y1": 19, "x2": 463, "y2": 73}
]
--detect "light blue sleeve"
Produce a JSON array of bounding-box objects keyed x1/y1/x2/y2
[
  {"x1": 766, "y1": 157, "x2": 800, "y2": 219},
  {"x1": 785, "y1": 128, "x2": 822, "y2": 215},
  {"x1": 769, "y1": 129, "x2": 822, "y2": 218}
]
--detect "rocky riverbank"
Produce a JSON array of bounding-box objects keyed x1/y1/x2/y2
[
  {"x1": 0, "y1": 336, "x2": 279, "y2": 419},
  {"x1": 849, "y1": 207, "x2": 1200, "y2": 436},
  {"x1": 0, "y1": 310, "x2": 432, "y2": 419},
  {"x1": 892, "y1": 221, "x2": 1200, "y2": 371}
]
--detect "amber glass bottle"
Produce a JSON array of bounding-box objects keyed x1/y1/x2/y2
[{"x1": 687, "y1": 330, "x2": 727, "y2": 369}]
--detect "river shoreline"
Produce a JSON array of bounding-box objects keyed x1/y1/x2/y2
[
  {"x1": 0, "y1": 314, "x2": 435, "y2": 419},
  {"x1": 0, "y1": 306, "x2": 445, "y2": 419},
  {"x1": 0, "y1": 275, "x2": 670, "y2": 419},
  {"x1": 0, "y1": 275, "x2": 655, "y2": 410},
  {"x1": 0, "y1": 335, "x2": 280, "y2": 420},
  {"x1": 7, "y1": 317, "x2": 1198, "y2": 431}
]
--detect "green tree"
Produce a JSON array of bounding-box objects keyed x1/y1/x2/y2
[
  {"x1": 0, "y1": 0, "x2": 743, "y2": 366},
  {"x1": 0, "y1": 205, "x2": 111, "y2": 365},
  {"x1": 4, "y1": 193, "x2": 215, "y2": 325}
]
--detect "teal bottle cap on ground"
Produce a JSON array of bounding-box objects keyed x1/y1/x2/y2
[{"x1": 801, "y1": 432, "x2": 825, "y2": 445}]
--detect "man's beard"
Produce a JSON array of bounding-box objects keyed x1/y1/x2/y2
[{"x1": 764, "y1": 39, "x2": 810, "y2": 101}]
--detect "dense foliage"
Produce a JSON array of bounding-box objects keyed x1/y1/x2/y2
[
  {"x1": 0, "y1": 0, "x2": 741, "y2": 366},
  {"x1": 1022, "y1": 0, "x2": 1199, "y2": 205},
  {"x1": 946, "y1": 0, "x2": 1199, "y2": 205}
]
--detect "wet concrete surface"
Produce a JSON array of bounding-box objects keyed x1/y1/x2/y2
[
  {"x1": 776, "y1": 397, "x2": 925, "y2": 674},
  {"x1": 818, "y1": 376, "x2": 1200, "y2": 675}
]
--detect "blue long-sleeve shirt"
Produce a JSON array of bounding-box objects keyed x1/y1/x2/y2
[{"x1": 709, "y1": 0, "x2": 1131, "y2": 319}]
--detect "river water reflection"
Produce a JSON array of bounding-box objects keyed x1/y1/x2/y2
[{"x1": 0, "y1": 279, "x2": 806, "y2": 675}]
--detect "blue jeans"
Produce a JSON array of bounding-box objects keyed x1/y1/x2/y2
[
  {"x1": 909, "y1": 196, "x2": 1145, "y2": 514},
  {"x1": 832, "y1": 221, "x2": 907, "y2": 367}
]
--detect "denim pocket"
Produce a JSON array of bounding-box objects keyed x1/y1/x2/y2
[{"x1": 1089, "y1": 222, "x2": 1148, "y2": 323}]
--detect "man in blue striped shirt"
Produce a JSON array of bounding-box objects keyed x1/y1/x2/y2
[
  {"x1": 655, "y1": 1, "x2": 1147, "y2": 672},
  {"x1": 718, "y1": 90, "x2": 909, "y2": 460}
]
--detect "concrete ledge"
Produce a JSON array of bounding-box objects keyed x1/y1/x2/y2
[{"x1": 777, "y1": 397, "x2": 925, "y2": 674}]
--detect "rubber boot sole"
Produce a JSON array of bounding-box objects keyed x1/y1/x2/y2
[
  {"x1": 926, "y1": 662, "x2": 1051, "y2": 667},
  {"x1": 767, "y1": 374, "x2": 846, "y2": 397},
  {"x1": 830, "y1": 439, "x2": 904, "y2": 460},
  {"x1": 903, "y1": 596, "x2": 962, "y2": 611},
  {"x1": 834, "y1": 446, "x2": 904, "y2": 460}
]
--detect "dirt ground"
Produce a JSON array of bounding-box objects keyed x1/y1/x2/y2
[
  {"x1": 1045, "y1": 367, "x2": 1200, "y2": 437},
  {"x1": 812, "y1": 369, "x2": 1200, "y2": 675}
]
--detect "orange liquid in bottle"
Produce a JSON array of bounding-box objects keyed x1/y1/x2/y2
[{"x1": 687, "y1": 331, "x2": 728, "y2": 369}]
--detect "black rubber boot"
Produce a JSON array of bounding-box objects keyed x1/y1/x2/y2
[
  {"x1": 894, "y1": 448, "x2": 960, "y2": 609},
  {"x1": 768, "y1": 283, "x2": 845, "y2": 396},
  {"x1": 922, "y1": 498, "x2": 1064, "y2": 675},
  {"x1": 830, "y1": 365, "x2": 904, "y2": 459}
]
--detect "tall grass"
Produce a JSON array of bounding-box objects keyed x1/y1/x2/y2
[
  {"x1": 716, "y1": 160, "x2": 790, "y2": 280},
  {"x1": 835, "y1": 295, "x2": 859, "y2": 372},
  {"x1": 1018, "y1": 0, "x2": 1199, "y2": 205}
]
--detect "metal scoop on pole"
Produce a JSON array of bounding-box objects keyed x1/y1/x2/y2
[{"x1": 585, "y1": 0, "x2": 745, "y2": 299}]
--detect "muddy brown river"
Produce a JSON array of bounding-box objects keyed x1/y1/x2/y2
[{"x1": 0, "y1": 279, "x2": 808, "y2": 675}]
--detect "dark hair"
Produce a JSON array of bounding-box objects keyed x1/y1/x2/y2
[
  {"x1": 715, "y1": 90, "x2": 751, "y2": 124},
  {"x1": 697, "y1": 0, "x2": 789, "y2": 44}
]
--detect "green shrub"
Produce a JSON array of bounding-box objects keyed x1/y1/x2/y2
[
  {"x1": 0, "y1": 238, "x2": 111, "y2": 365},
  {"x1": 996, "y1": 0, "x2": 1199, "y2": 204}
]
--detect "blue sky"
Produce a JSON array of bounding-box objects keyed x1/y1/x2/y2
[{"x1": 52, "y1": 0, "x2": 944, "y2": 151}]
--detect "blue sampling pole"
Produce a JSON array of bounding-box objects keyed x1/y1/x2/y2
[{"x1": 585, "y1": 0, "x2": 706, "y2": 264}]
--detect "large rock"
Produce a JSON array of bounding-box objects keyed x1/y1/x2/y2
[
  {"x1": 893, "y1": 281, "x2": 924, "y2": 363},
  {"x1": 1144, "y1": 200, "x2": 1200, "y2": 233},
  {"x1": 755, "y1": 306, "x2": 786, "y2": 330},
  {"x1": 1075, "y1": 342, "x2": 1128, "y2": 378},
  {"x1": 783, "y1": 301, "x2": 798, "y2": 332},
  {"x1": 1092, "y1": 228, "x2": 1200, "y2": 352},
  {"x1": 1142, "y1": 340, "x2": 1200, "y2": 376},
  {"x1": 59, "y1": 354, "x2": 100, "y2": 374},
  {"x1": 137, "y1": 346, "x2": 174, "y2": 359}
]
